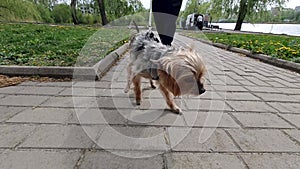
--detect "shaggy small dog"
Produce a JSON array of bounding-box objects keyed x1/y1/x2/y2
[{"x1": 124, "y1": 31, "x2": 206, "y2": 113}]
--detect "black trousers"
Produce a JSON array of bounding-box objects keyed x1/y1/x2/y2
[{"x1": 152, "y1": 0, "x2": 183, "y2": 46}]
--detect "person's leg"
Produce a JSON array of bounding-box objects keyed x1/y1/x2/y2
[{"x1": 152, "y1": 0, "x2": 182, "y2": 46}]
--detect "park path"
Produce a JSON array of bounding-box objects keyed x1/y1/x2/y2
[{"x1": 0, "y1": 34, "x2": 300, "y2": 168}]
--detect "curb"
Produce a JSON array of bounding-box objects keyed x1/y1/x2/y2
[
  {"x1": 182, "y1": 34, "x2": 300, "y2": 73},
  {"x1": 0, "y1": 43, "x2": 129, "y2": 80},
  {"x1": 93, "y1": 43, "x2": 128, "y2": 79}
]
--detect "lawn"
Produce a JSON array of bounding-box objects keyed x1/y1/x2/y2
[
  {"x1": 182, "y1": 31, "x2": 300, "y2": 63},
  {"x1": 0, "y1": 23, "x2": 130, "y2": 66}
]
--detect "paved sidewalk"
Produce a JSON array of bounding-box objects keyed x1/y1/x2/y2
[{"x1": 0, "y1": 34, "x2": 300, "y2": 169}]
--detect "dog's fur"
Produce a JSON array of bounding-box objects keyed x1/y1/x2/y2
[{"x1": 124, "y1": 31, "x2": 206, "y2": 113}]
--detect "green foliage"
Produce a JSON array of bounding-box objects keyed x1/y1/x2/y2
[
  {"x1": 51, "y1": 4, "x2": 72, "y2": 23},
  {"x1": 183, "y1": 31, "x2": 300, "y2": 63},
  {"x1": 0, "y1": 23, "x2": 130, "y2": 66},
  {"x1": 36, "y1": 4, "x2": 54, "y2": 23},
  {"x1": 0, "y1": 0, "x2": 42, "y2": 22}
]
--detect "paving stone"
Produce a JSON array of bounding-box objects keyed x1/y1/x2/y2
[
  {"x1": 0, "y1": 95, "x2": 49, "y2": 106},
  {"x1": 20, "y1": 125, "x2": 103, "y2": 149},
  {"x1": 7, "y1": 108, "x2": 73, "y2": 124},
  {"x1": 37, "y1": 82, "x2": 74, "y2": 87},
  {"x1": 243, "y1": 76, "x2": 271, "y2": 86},
  {"x1": 227, "y1": 101, "x2": 277, "y2": 112},
  {"x1": 241, "y1": 153, "x2": 300, "y2": 169},
  {"x1": 96, "y1": 126, "x2": 167, "y2": 151},
  {"x1": 185, "y1": 99, "x2": 232, "y2": 111},
  {"x1": 168, "y1": 128, "x2": 239, "y2": 152},
  {"x1": 166, "y1": 153, "x2": 247, "y2": 169},
  {"x1": 267, "y1": 81, "x2": 286, "y2": 87},
  {"x1": 73, "y1": 81, "x2": 110, "y2": 88},
  {"x1": 218, "y1": 92, "x2": 261, "y2": 101},
  {"x1": 68, "y1": 108, "x2": 128, "y2": 125},
  {"x1": 16, "y1": 86, "x2": 65, "y2": 95},
  {"x1": 0, "y1": 150, "x2": 81, "y2": 169},
  {"x1": 272, "y1": 78, "x2": 299, "y2": 88},
  {"x1": 80, "y1": 151, "x2": 163, "y2": 169},
  {"x1": 227, "y1": 129, "x2": 300, "y2": 152},
  {"x1": 18, "y1": 81, "x2": 39, "y2": 86},
  {"x1": 41, "y1": 96, "x2": 97, "y2": 108},
  {"x1": 245, "y1": 86, "x2": 279, "y2": 93},
  {"x1": 284, "y1": 130, "x2": 300, "y2": 142},
  {"x1": 232, "y1": 113, "x2": 293, "y2": 128},
  {"x1": 212, "y1": 85, "x2": 248, "y2": 92},
  {"x1": 254, "y1": 93, "x2": 299, "y2": 102},
  {"x1": 0, "y1": 125, "x2": 36, "y2": 148},
  {"x1": 238, "y1": 79, "x2": 257, "y2": 86},
  {"x1": 267, "y1": 102, "x2": 297, "y2": 113},
  {"x1": 0, "y1": 94, "x2": 5, "y2": 99},
  {"x1": 280, "y1": 114, "x2": 300, "y2": 128},
  {"x1": 182, "y1": 111, "x2": 240, "y2": 128},
  {"x1": 0, "y1": 86, "x2": 23, "y2": 94},
  {"x1": 128, "y1": 109, "x2": 186, "y2": 126},
  {"x1": 59, "y1": 88, "x2": 97, "y2": 96},
  {"x1": 0, "y1": 106, "x2": 27, "y2": 122}
]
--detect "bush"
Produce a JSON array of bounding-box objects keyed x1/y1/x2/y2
[
  {"x1": 0, "y1": 0, "x2": 42, "y2": 22},
  {"x1": 36, "y1": 5, "x2": 54, "y2": 23},
  {"x1": 51, "y1": 4, "x2": 72, "y2": 23}
]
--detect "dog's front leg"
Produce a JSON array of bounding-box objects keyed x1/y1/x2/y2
[
  {"x1": 124, "y1": 64, "x2": 132, "y2": 93},
  {"x1": 159, "y1": 85, "x2": 182, "y2": 114},
  {"x1": 133, "y1": 75, "x2": 142, "y2": 105}
]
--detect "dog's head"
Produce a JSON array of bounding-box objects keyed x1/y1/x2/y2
[{"x1": 154, "y1": 47, "x2": 206, "y2": 96}]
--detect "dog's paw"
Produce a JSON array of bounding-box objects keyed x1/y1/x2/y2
[
  {"x1": 124, "y1": 88, "x2": 130, "y2": 93},
  {"x1": 172, "y1": 107, "x2": 182, "y2": 114}
]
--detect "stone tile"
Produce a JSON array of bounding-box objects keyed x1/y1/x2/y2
[
  {"x1": 218, "y1": 92, "x2": 261, "y2": 101},
  {"x1": 0, "y1": 106, "x2": 27, "y2": 122},
  {"x1": 0, "y1": 95, "x2": 49, "y2": 106},
  {"x1": 243, "y1": 76, "x2": 271, "y2": 86},
  {"x1": 68, "y1": 108, "x2": 128, "y2": 125},
  {"x1": 0, "y1": 150, "x2": 81, "y2": 169},
  {"x1": 227, "y1": 101, "x2": 277, "y2": 112},
  {"x1": 280, "y1": 114, "x2": 300, "y2": 128},
  {"x1": 96, "y1": 126, "x2": 167, "y2": 151},
  {"x1": 18, "y1": 81, "x2": 39, "y2": 86},
  {"x1": 0, "y1": 94, "x2": 5, "y2": 99},
  {"x1": 267, "y1": 102, "x2": 296, "y2": 113},
  {"x1": 59, "y1": 88, "x2": 97, "y2": 96},
  {"x1": 212, "y1": 85, "x2": 248, "y2": 92},
  {"x1": 16, "y1": 86, "x2": 65, "y2": 95},
  {"x1": 237, "y1": 80, "x2": 256, "y2": 86},
  {"x1": 80, "y1": 151, "x2": 163, "y2": 169},
  {"x1": 19, "y1": 125, "x2": 103, "y2": 149},
  {"x1": 284, "y1": 130, "x2": 300, "y2": 143},
  {"x1": 245, "y1": 86, "x2": 279, "y2": 93},
  {"x1": 0, "y1": 86, "x2": 23, "y2": 94},
  {"x1": 254, "y1": 93, "x2": 299, "y2": 102},
  {"x1": 73, "y1": 81, "x2": 111, "y2": 88},
  {"x1": 268, "y1": 81, "x2": 286, "y2": 87},
  {"x1": 37, "y1": 82, "x2": 74, "y2": 87},
  {"x1": 241, "y1": 153, "x2": 300, "y2": 169},
  {"x1": 232, "y1": 113, "x2": 293, "y2": 128},
  {"x1": 7, "y1": 108, "x2": 73, "y2": 124},
  {"x1": 168, "y1": 128, "x2": 239, "y2": 152},
  {"x1": 41, "y1": 96, "x2": 97, "y2": 108},
  {"x1": 166, "y1": 153, "x2": 247, "y2": 169},
  {"x1": 227, "y1": 129, "x2": 300, "y2": 152},
  {"x1": 185, "y1": 99, "x2": 232, "y2": 111},
  {"x1": 182, "y1": 112, "x2": 239, "y2": 128},
  {"x1": 0, "y1": 125, "x2": 36, "y2": 148},
  {"x1": 128, "y1": 110, "x2": 185, "y2": 126}
]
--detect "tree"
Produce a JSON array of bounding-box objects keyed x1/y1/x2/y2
[
  {"x1": 210, "y1": 0, "x2": 288, "y2": 30},
  {"x1": 97, "y1": 0, "x2": 108, "y2": 25},
  {"x1": 71, "y1": 0, "x2": 79, "y2": 24}
]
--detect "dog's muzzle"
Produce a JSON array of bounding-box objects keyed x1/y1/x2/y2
[{"x1": 199, "y1": 88, "x2": 206, "y2": 94}]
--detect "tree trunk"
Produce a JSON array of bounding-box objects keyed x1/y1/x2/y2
[
  {"x1": 71, "y1": 0, "x2": 79, "y2": 25},
  {"x1": 234, "y1": 0, "x2": 248, "y2": 31},
  {"x1": 97, "y1": 0, "x2": 108, "y2": 25}
]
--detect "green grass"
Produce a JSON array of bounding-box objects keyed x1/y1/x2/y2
[
  {"x1": 0, "y1": 23, "x2": 130, "y2": 66},
  {"x1": 182, "y1": 31, "x2": 300, "y2": 63}
]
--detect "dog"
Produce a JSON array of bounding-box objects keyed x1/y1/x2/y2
[{"x1": 124, "y1": 30, "x2": 206, "y2": 113}]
